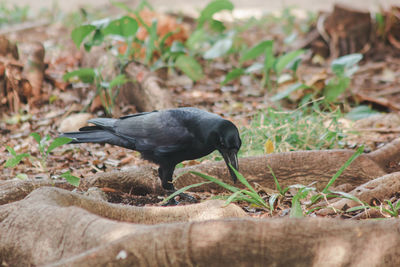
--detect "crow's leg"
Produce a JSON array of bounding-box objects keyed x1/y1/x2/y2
[
  {"x1": 158, "y1": 165, "x2": 175, "y2": 190},
  {"x1": 158, "y1": 165, "x2": 197, "y2": 205}
]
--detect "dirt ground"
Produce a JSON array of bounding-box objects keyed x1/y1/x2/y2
[{"x1": 12, "y1": 0, "x2": 400, "y2": 17}]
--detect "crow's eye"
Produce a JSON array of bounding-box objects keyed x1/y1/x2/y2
[{"x1": 219, "y1": 141, "x2": 225, "y2": 148}]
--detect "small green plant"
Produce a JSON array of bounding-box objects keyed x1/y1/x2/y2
[
  {"x1": 29, "y1": 133, "x2": 72, "y2": 171},
  {"x1": 4, "y1": 133, "x2": 80, "y2": 187},
  {"x1": 378, "y1": 200, "x2": 400, "y2": 217},
  {"x1": 4, "y1": 146, "x2": 30, "y2": 168},
  {"x1": 167, "y1": 145, "x2": 365, "y2": 217},
  {"x1": 323, "y1": 53, "x2": 363, "y2": 102},
  {"x1": 0, "y1": 2, "x2": 29, "y2": 27},
  {"x1": 163, "y1": 164, "x2": 269, "y2": 209},
  {"x1": 70, "y1": 0, "x2": 206, "y2": 81},
  {"x1": 63, "y1": 68, "x2": 128, "y2": 115},
  {"x1": 66, "y1": 0, "x2": 220, "y2": 113},
  {"x1": 222, "y1": 39, "x2": 305, "y2": 89}
]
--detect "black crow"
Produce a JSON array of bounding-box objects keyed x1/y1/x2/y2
[{"x1": 60, "y1": 107, "x2": 241, "y2": 191}]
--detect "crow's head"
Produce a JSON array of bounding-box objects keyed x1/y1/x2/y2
[{"x1": 213, "y1": 120, "x2": 241, "y2": 182}]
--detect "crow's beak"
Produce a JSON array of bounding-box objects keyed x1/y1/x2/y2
[{"x1": 220, "y1": 149, "x2": 239, "y2": 183}]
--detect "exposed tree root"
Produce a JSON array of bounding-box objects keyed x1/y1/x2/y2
[
  {"x1": 0, "y1": 187, "x2": 246, "y2": 266},
  {"x1": 1, "y1": 187, "x2": 400, "y2": 266},
  {"x1": 85, "y1": 165, "x2": 164, "y2": 195},
  {"x1": 0, "y1": 179, "x2": 73, "y2": 205},
  {"x1": 317, "y1": 172, "x2": 400, "y2": 215},
  {"x1": 88, "y1": 139, "x2": 400, "y2": 193},
  {"x1": 81, "y1": 46, "x2": 174, "y2": 112},
  {"x1": 118, "y1": 61, "x2": 175, "y2": 111}
]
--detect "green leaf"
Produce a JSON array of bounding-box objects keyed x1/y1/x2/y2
[
  {"x1": 63, "y1": 68, "x2": 96, "y2": 84},
  {"x1": 240, "y1": 40, "x2": 273, "y2": 63},
  {"x1": 175, "y1": 55, "x2": 204, "y2": 81},
  {"x1": 47, "y1": 137, "x2": 72, "y2": 155},
  {"x1": 245, "y1": 62, "x2": 264, "y2": 73},
  {"x1": 159, "y1": 31, "x2": 178, "y2": 52},
  {"x1": 30, "y1": 132, "x2": 41, "y2": 144},
  {"x1": 221, "y1": 68, "x2": 244, "y2": 85},
  {"x1": 290, "y1": 188, "x2": 311, "y2": 218},
  {"x1": 16, "y1": 173, "x2": 28, "y2": 180},
  {"x1": 264, "y1": 41, "x2": 275, "y2": 71},
  {"x1": 60, "y1": 171, "x2": 80, "y2": 187},
  {"x1": 203, "y1": 37, "x2": 233, "y2": 59},
  {"x1": 274, "y1": 49, "x2": 305, "y2": 75},
  {"x1": 186, "y1": 29, "x2": 207, "y2": 51},
  {"x1": 290, "y1": 193, "x2": 304, "y2": 218},
  {"x1": 209, "y1": 19, "x2": 226, "y2": 32},
  {"x1": 71, "y1": 25, "x2": 96, "y2": 48},
  {"x1": 5, "y1": 153, "x2": 30, "y2": 168},
  {"x1": 83, "y1": 29, "x2": 104, "y2": 52},
  {"x1": 323, "y1": 77, "x2": 350, "y2": 102},
  {"x1": 270, "y1": 82, "x2": 308, "y2": 101},
  {"x1": 102, "y1": 16, "x2": 139, "y2": 37},
  {"x1": 322, "y1": 145, "x2": 364, "y2": 193},
  {"x1": 170, "y1": 41, "x2": 186, "y2": 53},
  {"x1": 269, "y1": 193, "x2": 279, "y2": 211},
  {"x1": 109, "y1": 74, "x2": 128, "y2": 89},
  {"x1": 5, "y1": 145, "x2": 17, "y2": 157},
  {"x1": 197, "y1": 0, "x2": 234, "y2": 28},
  {"x1": 331, "y1": 53, "x2": 362, "y2": 76},
  {"x1": 161, "y1": 181, "x2": 211, "y2": 204},
  {"x1": 345, "y1": 105, "x2": 379, "y2": 121}
]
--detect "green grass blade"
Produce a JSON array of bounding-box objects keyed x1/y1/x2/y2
[
  {"x1": 269, "y1": 193, "x2": 279, "y2": 211},
  {"x1": 224, "y1": 190, "x2": 245, "y2": 206},
  {"x1": 5, "y1": 145, "x2": 17, "y2": 157},
  {"x1": 190, "y1": 171, "x2": 240, "y2": 193},
  {"x1": 229, "y1": 164, "x2": 257, "y2": 195},
  {"x1": 290, "y1": 195, "x2": 304, "y2": 218},
  {"x1": 161, "y1": 181, "x2": 212, "y2": 204},
  {"x1": 346, "y1": 205, "x2": 369, "y2": 213},
  {"x1": 30, "y1": 132, "x2": 41, "y2": 144},
  {"x1": 241, "y1": 189, "x2": 268, "y2": 208},
  {"x1": 395, "y1": 200, "x2": 400, "y2": 211},
  {"x1": 267, "y1": 165, "x2": 283, "y2": 195},
  {"x1": 330, "y1": 190, "x2": 365, "y2": 205},
  {"x1": 322, "y1": 145, "x2": 364, "y2": 193}
]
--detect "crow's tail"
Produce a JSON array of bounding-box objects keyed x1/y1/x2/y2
[{"x1": 60, "y1": 128, "x2": 116, "y2": 144}]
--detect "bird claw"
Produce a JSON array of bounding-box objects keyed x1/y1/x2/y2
[
  {"x1": 161, "y1": 191, "x2": 198, "y2": 206},
  {"x1": 178, "y1": 192, "x2": 197, "y2": 203}
]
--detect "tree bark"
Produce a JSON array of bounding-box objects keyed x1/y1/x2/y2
[
  {"x1": 1, "y1": 187, "x2": 400, "y2": 266},
  {"x1": 87, "y1": 147, "x2": 391, "y2": 193}
]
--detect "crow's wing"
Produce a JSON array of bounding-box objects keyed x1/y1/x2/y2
[
  {"x1": 113, "y1": 111, "x2": 195, "y2": 155},
  {"x1": 118, "y1": 110, "x2": 157, "y2": 120}
]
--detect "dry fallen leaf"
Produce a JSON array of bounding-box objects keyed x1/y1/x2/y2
[{"x1": 264, "y1": 139, "x2": 274, "y2": 154}]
